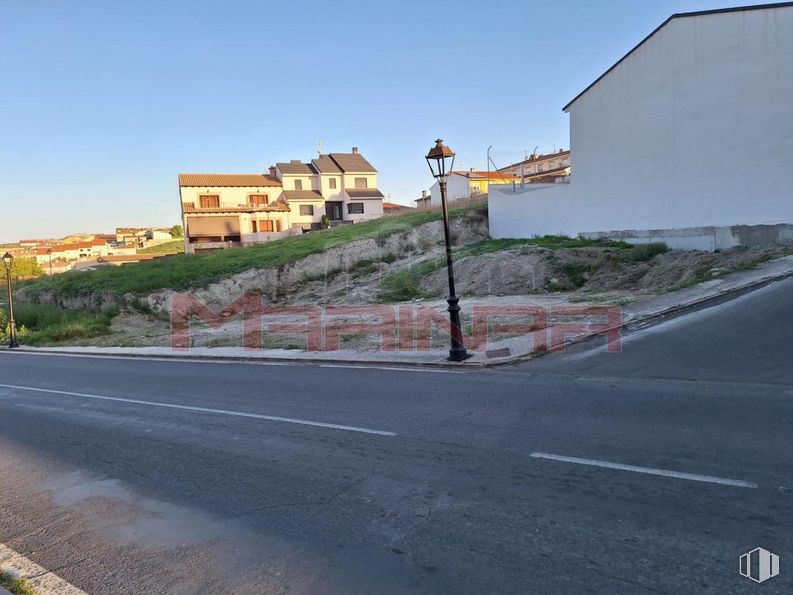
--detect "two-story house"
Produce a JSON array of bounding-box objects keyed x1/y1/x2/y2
[{"x1": 179, "y1": 148, "x2": 384, "y2": 253}]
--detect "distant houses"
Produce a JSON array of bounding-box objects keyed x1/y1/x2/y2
[
  {"x1": 428, "y1": 170, "x2": 520, "y2": 207},
  {"x1": 497, "y1": 149, "x2": 570, "y2": 184},
  {"x1": 489, "y1": 3, "x2": 793, "y2": 251},
  {"x1": 7, "y1": 227, "x2": 180, "y2": 276},
  {"x1": 179, "y1": 148, "x2": 385, "y2": 253}
]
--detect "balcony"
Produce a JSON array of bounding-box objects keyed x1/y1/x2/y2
[{"x1": 183, "y1": 202, "x2": 290, "y2": 214}]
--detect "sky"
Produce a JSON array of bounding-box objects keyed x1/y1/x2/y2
[{"x1": 0, "y1": 0, "x2": 745, "y2": 242}]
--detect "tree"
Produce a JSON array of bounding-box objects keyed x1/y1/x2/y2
[
  {"x1": 5, "y1": 257, "x2": 44, "y2": 280},
  {"x1": 170, "y1": 225, "x2": 184, "y2": 238}
]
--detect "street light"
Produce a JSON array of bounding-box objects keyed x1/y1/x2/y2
[
  {"x1": 2, "y1": 252, "x2": 19, "y2": 348},
  {"x1": 425, "y1": 139, "x2": 470, "y2": 362},
  {"x1": 47, "y1": 247, "x2": 53, "y2": 276}
]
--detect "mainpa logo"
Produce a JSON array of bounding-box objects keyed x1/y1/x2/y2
[{"x1": 739, "y1": 547, "x2": 780, "y2": 583}]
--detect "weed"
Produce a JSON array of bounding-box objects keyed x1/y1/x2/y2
[
  {"x1": 622, "y1": 243, "x2": 668, "y2": 263},
  {"x1": 0, "y1": 573, "x2": 36, "y2": 595},
  {"x1": 379, "y1": 259, "x2": 444, "y2": 302},
  {"x1": 12, "y1": 303, "x2": 116, "y2": 345},
  {"x1": 561, "y1": 263, "x2": 588, "y2": 288}
]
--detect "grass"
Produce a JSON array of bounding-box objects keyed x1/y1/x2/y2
[
  {"x1": 137, "y1": 239, "x2": 185, "y2": 254},
  {"x1": 0, "y1": 573, "x2": 36, "y2": 595},
  {"x1": 20, "y1": 207, "x2": 467, "y2": 300},
  {"x1": 621, "y1": 242, "x2": 669, "y2": 263},
  {"x1": 379, "y1": 258, "x2": 445, "y2": 302},
  {"x1": 11, "y1": 302, "x2": 117, "y2": 345}
]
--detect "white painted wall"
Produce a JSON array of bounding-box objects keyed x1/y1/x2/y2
[
  {"x1": 490, "y1": 6, "x2": 793, "y2": 241},
  {"x1": 430, "y1": 175, "x2": 470, "y2": 206}
]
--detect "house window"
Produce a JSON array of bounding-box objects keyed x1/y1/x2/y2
[
  {"x1": 294, "y1": 179, "x2": 303, "y2": 191},
  {"x1": 329, "y1": 178, "x2": 337, "y2": 189},
  {"x1": 347, "y1": 203, "x2": 364, "y2": 215},
  {"x1": 259, "y1": 220, "x2": 274, "y2": 232},
  {"x1": 183, "y1": 202, "x2": 195, "y2": 211},
  {"x1": 199, "y1": 195, "x2": 220, "y2": 209},
  {"x1": 249, "y1": 194, "x2": 269, "y2": 207},
  {"x1": 299, "y1": 205, "x2": 314, "y2": 216},
  {"x1": 354, "y1": 177, "x2": 368, "y2": 188}
]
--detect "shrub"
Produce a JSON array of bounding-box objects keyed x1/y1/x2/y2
[{"x1": 624, "y1": 242, "x2": 668, "y2": 263}]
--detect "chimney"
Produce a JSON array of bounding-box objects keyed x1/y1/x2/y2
[
  {"x1": 268, "y1": 166, "x2": 277, "y2": 177},
  {"x1": 351, "y1": 147, "x2": 359, "y2": 154},
  {"x1": 290, "y1": 159, "x2": 301, "y2": 164},
  {"x1": 421, "y1": 190, "x2": 427, "y2": 198}
]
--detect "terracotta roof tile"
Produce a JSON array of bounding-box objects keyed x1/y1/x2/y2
[{"x1": 179, "y1": 173, "x2": 282, "y2": 187}]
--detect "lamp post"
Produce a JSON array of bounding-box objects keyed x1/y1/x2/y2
[
  {"x1": 2, "y1": 252, "x2": 19, "y2": 348},
  {"x1": 47, "y1": 247, "x2": 53, "y2": 276},
  {"x1": 425, "y1": 139, "x2": 470, "y2": 362}
]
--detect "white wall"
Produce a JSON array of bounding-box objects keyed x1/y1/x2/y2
[
  {"x1": 490, "y1": 6, "x2": 793, "y2": 241},
  {"x1": 430, "y1": 175, "x2": 470, "y2": 206}
]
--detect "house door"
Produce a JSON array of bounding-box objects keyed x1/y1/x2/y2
[{"x1": 326, "y1": 202, "x2": 343, "y2": 220}]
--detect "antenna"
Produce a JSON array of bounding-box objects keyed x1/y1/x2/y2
[{"x1": 316, "y1": 140, "x2": 323, "y2": 155}]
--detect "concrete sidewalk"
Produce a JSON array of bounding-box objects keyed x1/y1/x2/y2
[{"x1": 11, "y1": 254, "x2": 793, "y2": 368}]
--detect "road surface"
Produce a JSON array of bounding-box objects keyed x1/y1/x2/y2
[{"x1": 1, "y1": 278, "x2": 792, "y2": 593}]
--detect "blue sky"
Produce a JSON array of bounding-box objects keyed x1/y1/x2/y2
[{"x1": 0, "y1": 0, "x2": 742, "y2": 242}]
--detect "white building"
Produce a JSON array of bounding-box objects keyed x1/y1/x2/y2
[
  {"x1": 489, "y1": 3, "x2": 793, "y2": 250},
  {"x1": 179, "y1": 148, "x2": 384, "y2": 253},
  {"x1": 429, "y1": 170, "x2": 519, "y2": 206}
]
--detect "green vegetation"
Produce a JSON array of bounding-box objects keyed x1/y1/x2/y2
[
  {"x1": 621, "y1": 242, "x2": 669, "y2": 263},
  {"x1": 380, "y1": 258, "x2": 445, "y2": 302},
  {"x1": 170, "y1": 224, "x2": 184, "y2": 238},
  {"x1": 0, "y1": 573, "x2": 36, "y2": 595},
  {"x1": 137, "y1": 240, "x2": 185, "y2": 254},
  {"x1": 20, "y1": 206, "x2": 470, "y2": 300},
  {"x1": 9, "y1": 303, "x2": 116, "y2": 345},
  {"x1": 561, "y1": 263, "x2": 589, "y2": 289},
  {"x1": 3, "y1": 257, "x2": 44, "y2": 280}
]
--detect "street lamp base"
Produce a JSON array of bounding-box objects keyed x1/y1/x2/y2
[{"x1": 8, "y1": 341, "x2": 19, "y2": 349}]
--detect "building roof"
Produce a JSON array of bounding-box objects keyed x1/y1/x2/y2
[
  {"x1": 179, "y1": 173, "x2": 282, "y2": 187},
  {"x1": 497, "y1": 150, "x2": 570, "y2": 172},
  {"x1": 276, "y1": 161, "x2": 317, "y2": 175},
  {"x1": 563, "y1": 2, "x2": 793, "y2": 112},
  {"x1": 311, "y1": 154, "x2": 343, "y2": 174},
  {"x1": 383, "y1": 202, "x2": 411, "y2": 210},
  {"x1": 328, "y1": 152, "x2": 377, "y2": 173},
  {"x1": 451, "y1": 171, "x2": 520, "y2": 182},
  {"x1": 345, "y1": 188, "x2": 385, "y2": 199},
  {"x1": 282, "y1": 190, "x2": 325, "y2": 201}
]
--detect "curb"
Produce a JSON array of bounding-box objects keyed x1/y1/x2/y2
[
  {"x1": 7, "y1": 267, "x2": 793, "y2": 370},
  {"x1": 481, "y1": 265, "x2": 793, "y2": 368}
]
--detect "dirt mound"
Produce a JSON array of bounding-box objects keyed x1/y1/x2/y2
[
  {"x1": 419, "y1": 245, "x2": 788, "y2": 297},
  {"x1": 421, "y1": 248, "x2": 550, "y2": 297}
]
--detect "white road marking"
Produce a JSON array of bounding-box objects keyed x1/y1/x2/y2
[
  {"x1": 530, "y1": 452, "x2": 757, "y2": 488},
  {"x1": 0, "y1": 383, "x2": 396, "y2": 437},
  {"x1": 0, "y1": 350, "x2": 468, "y2": 374},
  {"x1": 1, "y1": 542, "x2": 87, "y2": 595}
]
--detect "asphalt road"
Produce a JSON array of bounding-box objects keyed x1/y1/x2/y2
[{"x1": 1, "y1": 278, "x2": 792, "y2": 594}]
